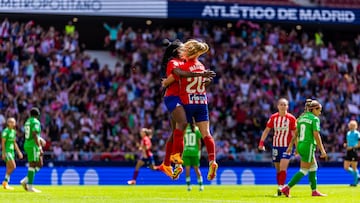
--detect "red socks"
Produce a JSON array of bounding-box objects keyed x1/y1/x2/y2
[
  {"x1": 203, "y1": 135, "x2": 215, "y2": 161},
  {"x1": 163, "y1": 139, "x2": 173, "y2": 166},
  {"x1": 132, "y1": 170, "x2": 139, "y2": 180},
  {"x1": 172, "y1": 129, "x2": 184, "y2": 155},
  {"x1": 278, "y1": 170, "x2": 287, "y2": 186}
]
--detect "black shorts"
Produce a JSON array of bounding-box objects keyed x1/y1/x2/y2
[{"x1": 344, "y1": 148, "x2": 358, "y2": 161}]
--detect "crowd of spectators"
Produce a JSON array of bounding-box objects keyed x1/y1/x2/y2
[{"x1": 0, "y1": 17, "x2": 358, "y2": 163}]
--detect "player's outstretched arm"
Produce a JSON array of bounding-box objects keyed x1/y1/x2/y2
[{"x1": 173, "y1": 68, "x2": 216, "y2": 78}]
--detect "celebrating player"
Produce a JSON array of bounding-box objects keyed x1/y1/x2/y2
[
  {"x1": 1, "y1": 117, "x2": 23, "y2": 190},
  {"x1": 183, "y1": 120, "x2": 204, "y2": 191},
  {"x1": 281, "y1": 100, "x2": 327, "y2": 197},
  {"x1": 127, "y1": 128, "x2": 157, "y2": 185},
  {"x1": 20, "y1": 107, "x2": 43, "y2": 193},
  {"x1": 158, "y1": 39, "x2": 215, "y2": 180},
  {"x1": 177, "y1": 39, "x2": 218, "y2": 181},
  {"x1": 343, "y1": 120, "x2": 360, "y2": 186},
  {"x1": 258, "y1": 98, "x2": 296, "y2": 196},
  {"x1": 158, "y1": 39, "x2": 186, "y2": 179}
]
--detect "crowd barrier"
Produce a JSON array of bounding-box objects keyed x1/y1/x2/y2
[{"x1": 0, "y1": 164, "x2": 353, "y2": 185}]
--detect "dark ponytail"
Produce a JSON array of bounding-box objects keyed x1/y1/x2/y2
[{"x1": 160, "y1": 39, "x2": 182, "y2": 78}]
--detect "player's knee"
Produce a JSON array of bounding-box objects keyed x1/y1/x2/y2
[
  {"x1": 309, "y1": 163, "x2": 318, "y2": 172},
  {"x1": 202, "y1": 134, "x2": 213, "y2": 141},
  {"x1": 178, "y1": 122, "x2": 187, "y2": 130},
  {"x1": 299, "y1": 168, "x2": 309, "y2": 175}
]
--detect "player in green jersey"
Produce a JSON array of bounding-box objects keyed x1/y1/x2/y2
[
  {"x1": 20, "y1": 107, "x2": 43, "y2": 193},
  {"x1": 286, "y1": 99, "x2": 313, "y2": 155},
  {"x1": 182, "y1": 121, "x2": 204, "y2": 191},
  {"x1": 281, "y1": 100, "x2": 327, "y2": 197},
  {"x1": 1, "y1": 117, "x2": 23, "y2": 190}
]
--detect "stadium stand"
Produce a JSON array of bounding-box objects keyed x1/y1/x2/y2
[
  {"x1": 0, "y1": 17, "x2": 358, "y2": 164},
  {"x1": 319, "y1": 0, "x2": 360, "y2": 8}
]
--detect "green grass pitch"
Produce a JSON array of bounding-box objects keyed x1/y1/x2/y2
[{"x1": 0, "y1": 185, "x2": 358, "y2": 203}]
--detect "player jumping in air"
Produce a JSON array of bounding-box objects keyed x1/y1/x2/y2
[
  {"x1": 177, "y1": 39, "x2": 218, "y2": 181},
  {"x1": 159, "y1": 39, "x2": 215, "y2": 180}
]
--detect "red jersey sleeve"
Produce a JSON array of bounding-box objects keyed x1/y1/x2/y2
[
  {"x1": 164, "y1": 59, "x2": 182, "y2": 96},
  {"x1": 266, "y1": 115, "x2": 274, "y2": 129},
  {"x1": 167, "y1": 60, "x2": 180, "y2": 78}
]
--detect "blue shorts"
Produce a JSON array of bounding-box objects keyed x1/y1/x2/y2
[
  {"x1": 272, "y1": 146, "x2": 293, "y2": 162},
  {"x1": 164, "y1": 96, "x2": 182, "y2": 113},
  {"x1": 141, "y1": 156, "x2": 155, "y2": 167},
  {"x1": 183, "y1": 104, "x2": 209, "y2": 123}
]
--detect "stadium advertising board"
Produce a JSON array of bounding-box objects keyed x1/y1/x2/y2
[
  {"x1": 0, "y1": 0, "x2": 167, "y2": 17},
  {"x1": 168, "y1": 1, "x2": 359, "y2": 24},
  {"x1": 0, "y1": 166, "x2": 354, "y2": 185}
]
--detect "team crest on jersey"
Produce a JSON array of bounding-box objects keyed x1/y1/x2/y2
[{"x1": 282, "y1": 120, "x2": 288, "y2": 126}]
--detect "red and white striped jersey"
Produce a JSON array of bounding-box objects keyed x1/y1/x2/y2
[
  {"x1": 266, "y1": 112, "x2": 296, "y2": 147},
  {"x1": 179, "y1": 59, "x2": 207, "y2": 105},
  {"x1": 141, "y1": 136, "x2": 153, "y2": 157}
]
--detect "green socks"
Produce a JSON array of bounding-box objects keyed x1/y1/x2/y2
[
  {"x1": 309, "y1": 171, "x2": 317, "y2": 190},
  {"x1": 27, "y1": 168, "x2": 35, "y2": 184},
  {"x1": 288, "y1": 171, "x2": 305, "y2": 187}
]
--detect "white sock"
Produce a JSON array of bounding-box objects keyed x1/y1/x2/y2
[
  {"x1": 197, "y1": 176, "x2": 203, "y2": 184},
  {"x1": 21, "y1": 177, "x2": 28, "y2": 183},
  {"x1": 5, "y1": 174, "x2": 10, "y2": 182}
]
